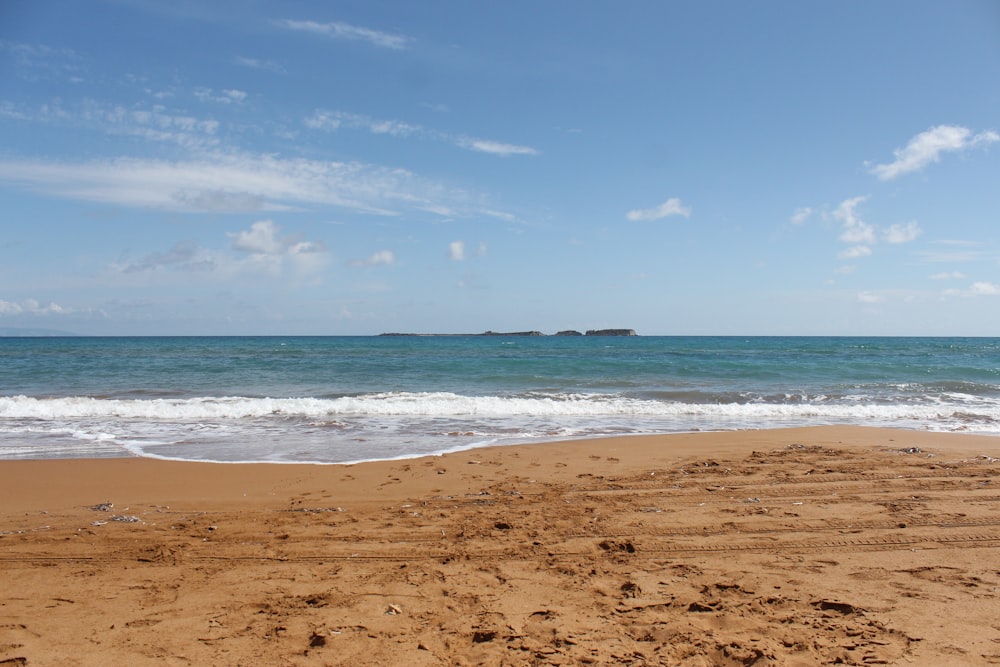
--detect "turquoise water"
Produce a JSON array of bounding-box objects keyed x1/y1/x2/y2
[{"x1": 1, "y1": 336, "x2": 998, "y2": 462}]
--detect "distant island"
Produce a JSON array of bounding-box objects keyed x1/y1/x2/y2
[{"x1": 379, "y1": 329, "x2": 637, "y2": 337}]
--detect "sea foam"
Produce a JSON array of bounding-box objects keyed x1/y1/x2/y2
[{"x1": 1, "y1": 391, "x2": 998, "y2": 424}]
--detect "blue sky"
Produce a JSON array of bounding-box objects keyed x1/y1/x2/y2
[{"x1": 1, "y1": 0, "x2": 998, "y2": 335}]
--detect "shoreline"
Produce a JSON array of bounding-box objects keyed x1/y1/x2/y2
[
  {"x1": 3, "y1": 426, "x2": 1000, "y2": 664},
  {"x1": 5, "y1": 426, "x2": 1000, "y2": 507},
  {"x1": 10, "y1": 423, "x2": 1000, "y2": 467}
]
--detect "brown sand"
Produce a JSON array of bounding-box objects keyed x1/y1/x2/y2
[{"x1": 2, "y1": 426, "x2": 1000, "y2": 666}]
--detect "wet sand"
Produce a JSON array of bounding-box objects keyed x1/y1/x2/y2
[{"x1": 2, "y1": 426, "x2": 1000, "y2": 665}]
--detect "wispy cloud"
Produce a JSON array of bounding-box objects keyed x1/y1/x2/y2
[
  {"x1": 456, "y1": 138, "x2": 539, "y2": 157},
  {"x1": 626, "y1": 198, "x2": 691, "y2": 222},
  {"x1": 481, "y1": 209, "x2": 516, "y2": 223},
  {"x1": 278, "y1": 19, "x2": 411, "y2": 50},
  {"x1": 117, "y1": 240, "x2": 216, "y2": 274},
  {"x1": 790, "y1": 207, "x2": 812, "y2": 225},
  {"x1": 420, "y1": 102, "x2": 451, "y2": 113},
  {"x1": 305, "y1": 110, "x2": 419, "y2": 137},
  {"x1": 869, "y1": 125, "x2": 999, "y2": 180},
  {"x1": 839, "y1": 245, "x2": 873, "y2": 259},
  {"x1": 305, "y1": 108, "x2": 539, "y2": 157},
  {"x1": 5, "y1": 97, "x2": 223, "y2": 151},
  {"x1": 0, "y1": 151, "x2": 489, "y2": 217},
  {"x1": 930, "y1": 271, "x2": 965, "y2": 280},
  {"x1": 0, "y1": 98, "x2": 493, "y2": 217},
  {"x1": 916, "y1": 240, "x2": 986, "y2": 263},
  {"x1": 0, "y1": 77, "x2": 519, "y2": 225},
  {"x1": 352, "y1": 250, "x2": 396, "y2": 267},
  {"x1": 0, "y1": 101, "x2": 33, "y2": 121},
  {"x1": 194, "y1": 88, "x2": 247, "y2": 105},
  {"x1": 234, "y1": 56, "x2": 285, "y2": 74},
  {"x1": 0, "y1": 39, "x2": 86, "y2": 82}
]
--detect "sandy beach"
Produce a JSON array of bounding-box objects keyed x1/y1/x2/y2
[{"x1": 3, "y1": 426, "x2": 1000, "y2": 665}]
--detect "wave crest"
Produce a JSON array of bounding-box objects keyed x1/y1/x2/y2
[{"x1": 2, "y1": 391, "x2": 999, "y2": 424}]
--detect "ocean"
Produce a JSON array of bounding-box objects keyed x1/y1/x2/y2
[{"x1": 1, "y1": 336, "x2": 998, "y2": 463}]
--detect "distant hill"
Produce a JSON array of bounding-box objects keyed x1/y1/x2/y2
[{"x1": 0, "y1": 327, "x2": 79, "y2": 337}]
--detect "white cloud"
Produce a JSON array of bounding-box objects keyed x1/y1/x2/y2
[
  {"x1": 832, "y1": 196, "x2": 875, "y2": 245},
  {"x1": 457, "y1": 138, "x2": 539, "y2": 156},
  {"x1": 869, "y1": 125, "x2": 999, "y2": 180},
  {"x1": 790, "y1": 207, "x2": 812, "y2": 225},
  {"x1": 970, "y1": 282, "x2": 1000, "y2": 296},
  {"x1": 883, "y1": 221, "x2": 922, "y2": 244},
  {"x1": 857, "y1": 291, "x2": 883, "y2": 304},
  {"x1": 828, "y1": 206, "x2": 919, "y2": 258},
  {"x1": 626, "y1": 197, "x2": 692, "y2": 222},
  {"x1": 111, "y1": 221, "x2": 327, "y2": 279},
  {"x1": 228, "y1": 220, "x2": 327, "y2": 277},
  {"x1": 943, "y1": 281, "x2": 1000, "y2": 298},
  {"x1": 447, "y1": 240, "x2": 484, "y2": 262},
  {"x1": 230, "y1": 220, "x2": 288, "y2": 254},
  {"x1": 370, "y1": 119, "x2": 419, "y2": 136},
  {"x1": 839, "y1": 245, "x2": 872, "y2": 259},
  {"x1": 930, "y1": 271, "x2": 965, "y2": 280},
  {"x1": 278, "y1": 19, "x2": 410, "y2": 50},
  {"x1": 0, "y1": 298, "x2": 69, "y2": 316},
  {"x1": 352, "y1": 250, "x2": 396, "y2": 267},
  {"x1": 230, "y1": 220, "x2": 324, "y2": 256},
  {"x1": 304, "y1": 111, "x2": 342, "y2": 131}
]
